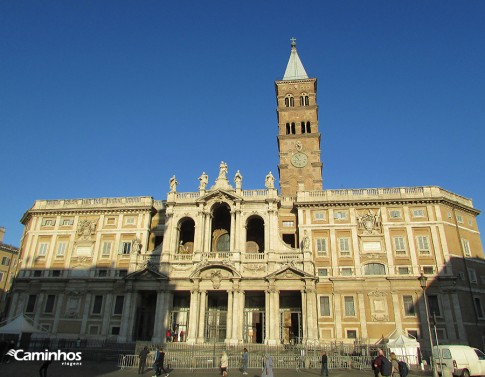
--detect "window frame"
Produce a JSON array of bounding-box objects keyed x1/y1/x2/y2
[
  {"x1": 403, "y1": 295, "x2": 416, "y2": 316},
  {"x1": 344, "y1": 296, "x2": 356, "y2": 317},
  {"x1": 319, "y1": 296, "x2": 331, "y2": 317}
]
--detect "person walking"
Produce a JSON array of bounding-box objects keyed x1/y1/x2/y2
[
  {"x1": 138, "y1": 346, "x2": 149, "y2": 374},
  {"x1": 320, "y1": 351, "x2": 329, "y2": 376},
  {"x1": 373, "y1": 348, "x2": 392, "y2": 377},
  {"x1": 220, "y1": 351, "x2": 229, "y2": 377},
  {"x1": 261, "y1": 353, "x2": 274, "y2": 377},
  {"x1": 154, "y1": 347, "x2": 169, "y2": 377},
  {"x1": 241, "y1": 348, "x2": 248, "y2": 375},
  {"x1": 390, "y1": 352, "x2": 399, "y2": 377},
  {"x1": 39, "y1": 360, "x2": 52, "y2": 377}
]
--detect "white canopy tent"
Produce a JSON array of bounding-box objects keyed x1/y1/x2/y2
[
  {"x1": 378, "y1": 328, "x2": 421, "y2": 365},
  {"x1": 0, "y1": 314, "x2": 47, "y2": 345}
]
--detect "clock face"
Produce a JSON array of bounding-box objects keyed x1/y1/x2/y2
[{"x1": 291, "y1": 152, "x2": 308, "y2": 168}]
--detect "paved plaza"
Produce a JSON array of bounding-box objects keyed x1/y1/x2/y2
[{"x1": 0, "y1": 361, "x2": 430, "y2": 377}]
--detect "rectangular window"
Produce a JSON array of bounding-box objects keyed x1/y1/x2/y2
[
  {"x1": 92, "y1": 295, "x2": 103, "y2": 314},
  {"x1": 456, "y1": 214, "x2": 464, "y2": 223},
  {"x1": 120, "y1": 242, "x2": 131, "y2": 255},
  {"x1": 427, "y1": 295, "x2": 441, "y2": 316},
  {"x1": 50, "y1": 270, "x2": 61, "y2": 277},
  {"x1": 44, "y1": 295, "x2": 55, "y2": 313},
  {"x1": 1, "y1": 256, "x2": 9, "y2": 266},
  {"x1": 42, "y1": 219, "x2": 55, "y2": 226},
  {"x1": 346, "y1": 330, "x2": 357, "y2": 339},
  {"x1": 111, "y1": 326, "x2": 120, "y2": 335},
  {"x1": 344, "y1": 296, "x2": 356, "y2": 316},
  {"x1": 398, "y1": 267, "x2": 410, "y2": 275},
  {"x1": 389, "y1": 210, "x2": 401, "y2": 219},
  {"x1": 338, "y1": 238, "x2": 351, "y2": 256},
  {"x1": 474, "y1": 297, "x2": 484, "y2": 319},
  {"x1": 318, "y1": 268, "x2": 328, "y2": 277},
  {"x1": 462, "y1": 239, "x2": 471, "y2": 257},
  {"x1": 316, "y1": 238, "x2": 327, "y2": 255},
  {"x1": 282, "y1": 221, "x2": 294, "y2": 227},
  {"x1": 341, "y1": 268, "x2": 353, "y2": 276},
  {"x1": 115, "y1": 269, "x2": 128, "y2": 278},
  {"x1": 125, "y1": 216, "x2": 136, "y2": 225},
  {"x1": 334, "y1": 211, "x2": 347, "y2": 220},
  {"x1": 469, "y1": 269, "x2": 478, "y2": 284},
  {"x1": 403, "y1": 295, "x2": 416, "y2": 316},
  {"x1": 56, "y1": 242, "x2": 67, "y2": 257},
  {"x1": 96, "y1": 269, "x2": 108, "y2": 278},
  {"x1": 0, "y1": 272, "x2": 3, "y2": 282},
  {"x1": 319, "y1": 296, "x2": 331, "y2": 316},
  {"x1": 61, "y1": 218, "x2": 73, "y2": 226},
  {"x1": 33, "y1": 270, "x2": 42, "y2": 277},
  {"x1": 106, "y1": 217, "x2": 116, "y2": 226},
  {"x1": 423, "y1": 266, "x2": 434, "y2": 275},
  {"x1": 314, "y1": 211, "x2": 325, "y2": 221},
  {"x1": 407, "y1": 330, "x2": 419, "y2": 339},
  {"x1": 101, "y1": 241, "x2": 112, "y2": 258},
  {"x1": 38, "y1": 242, "x2": 49, "y2": 257},
  {"x1": 114, "y1": 296, "x2": 124, "y2": 315},
  {"x1": 26, "y1": 295, "x2": 36, "y2": 313},
  {"x1": 394, "y1": 236, "x2": 406, "y2": 255},
  {"x1": 413, "y1": 209, "x2": 425, "y2": 218},
  {"x1": 417, "y1": 236, "x2": 430, "y2": 254}
]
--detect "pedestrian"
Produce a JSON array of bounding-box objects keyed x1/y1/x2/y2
[
  {"x1": 320, "y1": 351, "x2": 329, "y2": 376},
  {"x1": 166, "y1": 329, "x2": 171, "y2": 342},
  {"x1": 154, "y1": 347, "x2": 169, "y2": 377},
  {"x1": 261, "y1": 353, "x2": 274, "y2": 377},
  {"x1": 138, "y1": 346, "x2": 150, "y2": 374},
  {"x1": 220, "y1": 351, "x2": 228, "y2": 377},
  {"x1": 180, "y1": 329, "x2": 185, "y2": 342},
  {"x1": 390, "y1": 352, "x2": 399, "y2": 377},
  {"x1": 39, "y1": 360, "x2": 52, "y2": 377},
  {"x1": 373, "y1": 348, "x2": 392, "y2": 377},
  {"x1": 241, "y1": 348, "x2": 248, "y2": 375}
]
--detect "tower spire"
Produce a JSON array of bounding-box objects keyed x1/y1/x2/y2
[{"x1": 283, "y1": 38, "x2": 308, "y2": 80}]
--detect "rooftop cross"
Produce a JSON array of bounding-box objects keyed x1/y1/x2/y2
[{"x1": 290, "y1": 37, "x2": 296, "y2": 47}]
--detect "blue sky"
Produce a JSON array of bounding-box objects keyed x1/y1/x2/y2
[{"x1": 1, "y1": 0, "x2": 484, "y2": 246}]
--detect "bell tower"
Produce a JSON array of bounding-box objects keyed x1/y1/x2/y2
[{"x1": 275, "y1": 39, "x2": 323, "y2": 196}]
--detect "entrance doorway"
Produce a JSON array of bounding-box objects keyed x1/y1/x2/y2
[
  {"x1": 244, "y1": 291, "x2": 266, "y2": 343},
  {"x1": 279, "y1": 291, "x2": 302, "y2": 344},
  {"x1": 134, "y1": 291, "x2": 157, "y2": 341},
  {"x1": 205, "y1": 292, "x2": 227, "y2": 342},
  {"x1": 169, "y1": 292, "x2": 190, "y2": 342}
]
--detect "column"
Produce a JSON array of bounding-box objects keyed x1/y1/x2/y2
[
  {"x1": 101, "y1": 293, "x2": 114, "y2": 336},
  {"x1": 230, "y1": 211, "x2": 236, "y2": 251},
  {"x1": 119, "y1": 291, "x2": 133, "y2": 341},
  {"x1": 231, "y1": 289, "x2": 240, "y2": 344},
  {"x1": 163, "y1": 291, "x2": 173, "y2": 337},
  {"x1": 305, "y1": 289, "x2": 318, "y2": 341},
  {"x1": 125, "y1": 292, "x2": 139, "y2": 342},
  {"x1": 186, "y1": 289, "x2": 200, "y2": 344},
  {"x1": 80, "y1": 293, "x2": 92, "y2": 335},
  {"x1": 33, "y1": 293, "x2": 45, "y2": 327},
  {"x1": 334, "y1": 294, "x2": 343, "y2": 340},
  {"x1": 301, "y1": 290, "x2": 308, "y2": 342},
  {"x1": 238, "y1": 290, "x2": 245, "y2": 342},
  {"x1": 450, "y1": 292, "x2": 466, "y2": 340},
  {"x1": 226, "y1": 290, "x2": 233, "y2": 344},
  {"x1": 197, "y1": 291, "x2": 207, "y2": 343},
  {"x1": 265, "y1": 290, "x2": 271, "y2": 343},
  {"x1": 358, "y1": 293, "x2": 368, "y2": 339},
  {"x1": 441, "y1": 292, "x2": 457, "y2": 341},
  {"x1": 205, "y1": 215, "x2": 212, "y2": 252},
  {"x1": 52, "y1": 293, "x2": 65, "y2": 334},
  {"x1": 152, "y1": 290, "x2": 166, "y2": 343}
]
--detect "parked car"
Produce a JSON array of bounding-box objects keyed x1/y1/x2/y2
[{"x1": 433, "y1": 345, "x2": 485, "y2": 377}]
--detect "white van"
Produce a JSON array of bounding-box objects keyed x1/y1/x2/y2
[{"x1": 433, "y1": 345, "x2": 485, "y2": 377}]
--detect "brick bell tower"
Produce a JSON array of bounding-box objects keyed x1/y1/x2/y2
[{"x1": 275, "y1": 39, "x2": 323, "y2": 196}]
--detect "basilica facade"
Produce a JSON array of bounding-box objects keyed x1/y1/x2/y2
[{"x1": 8, "y1": 42, "x2": 485, "y2": 350}]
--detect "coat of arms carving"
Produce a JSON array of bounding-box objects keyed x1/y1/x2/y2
[
  {"x1": 356, "y1": 209, "x2": 382, "y2": 235},
  {"x1": 76, "y1": 219, "x2": 97, "y2": 240}
]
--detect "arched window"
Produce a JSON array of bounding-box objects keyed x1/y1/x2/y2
[
  {"x1": 285, "y1": 95, "x2": 294, "y2": 107},
  {"x1": 286, "y1": 123, "x2": 290, "y2": 135},
  {"x1": 306, "y1": 121, "x2": 311, "y2": 133},
  {"x1": 301, "y1": 122, "x2": 306, "y2": 134},
  {"x1": 364, "y1": 263, "x2": 386, "y2": 275},
  {"x1": 291, "y1": 122, "x2": 296, "y2": 134},
  {"x1": 300, "y1": 94, "x2": 309, "y2": 106}
]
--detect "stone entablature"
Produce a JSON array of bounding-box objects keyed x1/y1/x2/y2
[
  {"x1": 27, "y1": 196, "x2": 154, "y2": 211},
  {"x1": 296, "y1": 186, "x2": 475, "y2": 210}
]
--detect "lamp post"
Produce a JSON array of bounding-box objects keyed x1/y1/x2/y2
[{"x1": 419, "y1": 273, "x2": 437, "y2": 377}]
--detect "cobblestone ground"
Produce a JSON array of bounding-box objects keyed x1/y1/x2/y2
[{"x1": 0, "y1": 361, "x2": 431, "y2": 377}]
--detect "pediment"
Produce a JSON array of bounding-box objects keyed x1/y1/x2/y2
[
  {"x1": 124, "y1": 267, "x2": 168, "y2": 281},
  {"x1": 266, "y1": 265, "x2": 316, "y2": 280},
  {"x1": 197, "y1": 189, "x2": 241, "y2": 203},
  {"x1": 190, "y1": 263, "x2": 242, "y2": 280}
]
